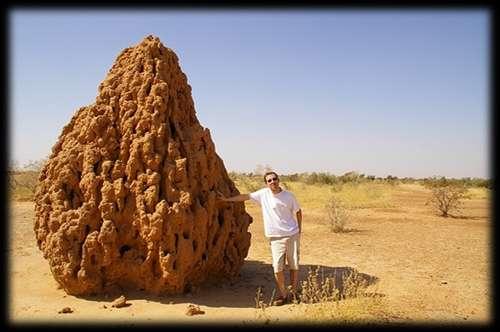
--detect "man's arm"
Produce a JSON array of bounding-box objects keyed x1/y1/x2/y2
[
  {"x1": 296, "y1": 209, "x2": 302, "y2": 233},
  {"x1": 218, "y1": 193, "x2": 251, "y2": 202}
]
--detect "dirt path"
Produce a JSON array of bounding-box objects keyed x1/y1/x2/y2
[{"x1": 8, "y1": 185, "x2": 491, "y2": 324}]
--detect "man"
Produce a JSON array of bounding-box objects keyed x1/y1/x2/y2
[{"x1": 218, "y1": 171, "x2": 302, "y2": 306}]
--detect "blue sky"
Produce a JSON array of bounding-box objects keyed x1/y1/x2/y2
[{"x1": 9, "y1": 9, "x2": 489, "y2": 178}]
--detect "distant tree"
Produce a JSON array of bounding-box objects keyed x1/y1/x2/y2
[
  {"x1": 254, "y1": 164, "x2": 273, "y2": 176},
  {"x1": 385, "y1": 175, "x2": 399, "y2": 186},
  {"x1": 22, "y1": 158, "x2": 48, "y2": 172},
  {"x1": 401, "y1": 177, "x2": 414, "y2": 183},
  {"x1": 9, "y1": 157, "x2": 47, "y2": 200},
  {"x1": 9, "y1": 159, "x2": 21, "y2": 172},
  {"x1": 317, "y1": 172, "x2": 335, "y2": 185},
  {"x1": 228, "y1": 171, "x2": 239, "y2": 181},
  {"x1": 425, "y1": 178, "x2": 469, "y2": 217},
  {"x1": 254, "y1": 164, "x2": 264, "y2": 176},
  {"x1": 338, "y1": 171, "x2": 360, "y2": 184},
  {"x1": 305, "y1": 172, "x2": 319, "y2": 185}
]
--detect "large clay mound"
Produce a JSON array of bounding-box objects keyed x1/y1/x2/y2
[{"x1": 34, "y1": 35, "x2": 252, "y2": 295}]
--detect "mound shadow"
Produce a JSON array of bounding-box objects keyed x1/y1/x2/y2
[{"x1": 75, "y1": 260, "x2": 379, "y2": 309}]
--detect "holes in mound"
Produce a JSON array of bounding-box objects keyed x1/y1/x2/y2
[
  {"x1": 217, "y1": 213, "x2": 224, "y2": 227},
  {"x1": 169, "y1": 119, "x2": 177, "y2": 138},
  {"x1": 119, "y1": 244, "x2": 131, "y2": 257},
  {"x1": 73, "y1": 265, "x2": 80, "y2": 278},
  {"x1": 212, "y1": 234, "x2": 219, "y2": 246},
  {"x1": 184, "y1": 283, "x2": 192, "y2": 293},
  {"x1": 145, "y1": 81, "x2": 152, "y2": 96},
  {"x1": 69, "y1": 189, "x2": 83, "y2": 209},
  {"x1": 197, "y1": 194, "x2": 205, "y2": 206},
  {"x1": 189, "y1": 201, "x2": 197, "y2": 213}
]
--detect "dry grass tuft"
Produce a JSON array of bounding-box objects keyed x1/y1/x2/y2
[
  {"x1": 325, "y1": 196, "x2": 351, "y2": 233},
  {"x1": 253, "y1": 266, "x2": 387, "y2": 324},
  {"x1": 296, "y1": 267, "x2": 387, "y2": 323},
  {"x1": 332, "y1": 182, "x2": 395, "y2": 209},
  {"x1": 465, "y1": 187, "x2": 490, "y2": 200},
  {"x1": 299, "y1": 266, "x2": 369, "y2": 303}
]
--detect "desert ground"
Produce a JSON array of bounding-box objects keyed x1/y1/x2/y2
[{"x1": 8, "y1": 181, "x2": 491, "y2": 326}]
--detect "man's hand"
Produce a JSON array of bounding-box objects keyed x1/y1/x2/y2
[
  {"x1": 215, "y1": 190, "x2": 228, "y2": 203},
  {"x1": 215, "y1": 190, "x2": 226, "y2": 202},
  {"x1": 214, "y1": 191, "x2": 250, "y2": 203}
]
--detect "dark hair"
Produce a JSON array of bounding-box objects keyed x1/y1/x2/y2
[{"x1": 263, "y1": 171, "x2": 279, "y2": 183}]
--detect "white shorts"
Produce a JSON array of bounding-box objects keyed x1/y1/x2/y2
[{"x1": 269, "y1": 232, "x2": 300, "y2": 273}]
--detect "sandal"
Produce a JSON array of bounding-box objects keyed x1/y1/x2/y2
[{"x1": 272, "y1": 296, "x2": 287, "y2": 306}]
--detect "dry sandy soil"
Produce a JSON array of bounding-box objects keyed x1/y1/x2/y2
[{"x1": 8, "y1": 184, "x2": 491, "y2": 326}]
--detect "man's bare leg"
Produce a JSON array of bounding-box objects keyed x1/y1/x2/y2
[
  {"x1": 274, "y1": 271, "x2": 287, "y2": 299},
  {"x1": 290, "y1": 269, "x2": 299, "y2": 300}
]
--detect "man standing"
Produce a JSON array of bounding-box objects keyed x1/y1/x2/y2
[{"x1": 218, "y1": 171, "x2": 302, "y2": 306}]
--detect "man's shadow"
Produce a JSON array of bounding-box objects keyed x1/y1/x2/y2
[
  {"x1": 232, "y1": 260, "x2": 381, "y2": 306},
  {"x1": 78, "y1": 260, "x2": 380, "y2": 309}
]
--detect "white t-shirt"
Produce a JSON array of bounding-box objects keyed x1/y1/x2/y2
[{"x1": 249, "y1": 188, "x2": 301, "y2": 237}]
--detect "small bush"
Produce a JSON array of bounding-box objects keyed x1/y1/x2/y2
[
  {"x1": 325, "y1": 196, "x2": 350, "y2": 233},
  {"x1": 426, "y1": 183, "x2": 469, "y2": 217}
]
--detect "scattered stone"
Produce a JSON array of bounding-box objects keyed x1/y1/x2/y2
[
  {"x1": 185, "y1": 304, "x2": 205, "y2": 316},
  {"x1": 440, "y1": 281, "x2": 448, "y2": 285},
  {"x1": 58, "y1": 307, "x2": 73, "y2": 314},
  {"x1": 111, "y1": 295, "x2": 129, "y2": 308},
  {"x1": 33, "y1": 35, "x2": 252, "y2": 296}
]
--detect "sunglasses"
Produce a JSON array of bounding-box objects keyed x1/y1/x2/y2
[{"x1": 266, "y1": 177, "x2": 279, "y2": 183}]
